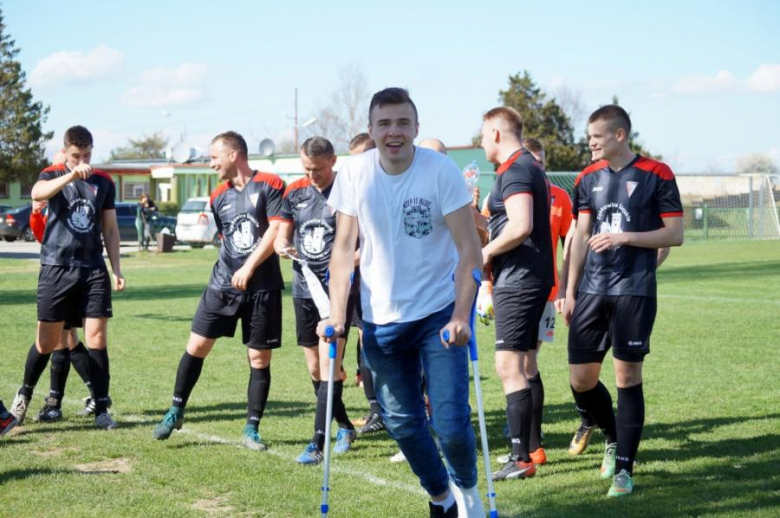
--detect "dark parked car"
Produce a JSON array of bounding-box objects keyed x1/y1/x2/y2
[
  {"x1": 0, "y1": 204, "x2": 34, "y2": 242},
  {"x1": 114, "y1": 202, "x2": 177, "y2": 242}
]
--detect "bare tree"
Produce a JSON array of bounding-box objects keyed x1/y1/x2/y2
[
  {"x1": 552, "y1": 85, "x2": 588, "y2": 133},
  {"x1": 736, "y1": 153, "x2": 779, "y2": 176},
  {"x1": 311, "y1": 64, "x2": 369, "y2": 152}
]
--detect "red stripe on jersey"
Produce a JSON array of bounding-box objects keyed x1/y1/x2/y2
[
  {"x1": 283, "y1": 177, "x2": 312, "y2": 198},
  {"x1": 209, "y1": 181, "x2": 231, "y2": 208},
  {"x1": 42, "y1": 164, "x2": 67, "y2": 173},
  {"x1": 92, "y1": 170, "x2": 114, "y2": 183},
  {"x1": 634, "y1": 156, "x2": 675, "y2": 181},
  {"x1": 268, "y1": 215, "x2": 284, "y2": 222},
  {"x1": 661, "y1": 211, "x2": 684, "y2": 218},
  {"x1": 252, "y1": 171, "x2": 285, "y2": 190},
  {"x1": 574, "y1": 160, "x2": 608, "y2": 187},
  {"x1": 496, "y1": 149, "x2": 525, "y2": 175}
]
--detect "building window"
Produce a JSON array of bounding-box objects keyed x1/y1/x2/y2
[
  {"x1": 20, "y1": 182, "x2": 33, "y2": 198},
  {"x1": 0, "y1": 182, "x2": 8, "y2": 198},
  {"x1": 123, "y1": 181, "x2": 150, "y2": 200}
]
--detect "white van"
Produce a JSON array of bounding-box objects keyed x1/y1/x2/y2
[{"x1": 175, "y1": 197, "x2": 220, "y2": 248}]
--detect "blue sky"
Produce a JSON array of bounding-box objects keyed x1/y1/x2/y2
[{"x1": 4, "y1": 0, "x2": 780, "y2": 171}]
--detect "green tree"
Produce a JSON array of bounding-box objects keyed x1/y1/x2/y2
[
  {"x1": 109, "y1": 131, "x2": 169, "y2": 162},
  {"x1": 494, "y1": 71, "x2": 588, "y2": 171},
  {"x1": 0, "y1": 9, "x2": 52, "y2": 184}
]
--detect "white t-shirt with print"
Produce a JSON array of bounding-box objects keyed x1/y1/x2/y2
[{"x1": 329, "y1": 147, "x2": 472, "y2": 325}]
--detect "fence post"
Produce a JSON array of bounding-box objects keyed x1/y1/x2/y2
[{"x1": 703, "y1": 203, "x2": 708, "y2": 240}]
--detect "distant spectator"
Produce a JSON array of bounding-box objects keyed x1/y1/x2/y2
[{"x1": 136, "y1": 193, "x2": 158, "y2": 251}]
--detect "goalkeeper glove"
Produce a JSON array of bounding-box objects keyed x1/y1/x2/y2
[{"x1": 476, "y1": 281, "x2": 494, "y2": 325}]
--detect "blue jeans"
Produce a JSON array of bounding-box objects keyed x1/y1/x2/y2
[{"x1": 362, "y1": 303, "x2": 477, "y2": 496}]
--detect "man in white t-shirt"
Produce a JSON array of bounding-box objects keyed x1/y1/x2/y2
[{"x1": 318, "y1": 88, "x2": 484, "y2": 518}]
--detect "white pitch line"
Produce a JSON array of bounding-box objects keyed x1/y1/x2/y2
[
  {"x1": 175, "y1": 428, "x2": 425, "y2": 496},
  {"x1": 3, "y1": 397, "x2": 426, "y2": 496}
]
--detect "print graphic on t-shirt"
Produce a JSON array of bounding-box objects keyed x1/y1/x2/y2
[
  {"x1": 225, "y1": 213, "x2": 260, "y2": 256},
  {"x1": 66, "y1": 199, "x2": 96, "y2": 234},
  {"x1": 403, "y1": 197, "x2": 433, "y2": 239},
  {"x1": 626, "y1": 181, "x2": 638, "y2": 198},
  {"x1": 299, "y1": 219, "x2": 333, "y2": 260},
  {"x1": 596, "y1": 203, "x2": 631, "y2": 237}
]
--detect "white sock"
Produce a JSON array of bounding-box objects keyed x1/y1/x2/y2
[{"x1": 432, "y1": 490, "x2": 456, "y2": 512}]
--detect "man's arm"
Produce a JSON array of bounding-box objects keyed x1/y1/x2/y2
[
  {"x1": 31, "y1": 164, "x2": 93, "y2": 201},
  {"x1": 554, "y1": 222, "x2": 576, "y2": 313},
  {"x1": 231, "y1": 220, "x2": 281, "y2": 291},
  {"x1": 587, "y1": 217, "x2": 684, "y2": 253},
  {"x1": 317, "y1": 212, "x2": 358, "y2": 339},
  {"x1": 442, "y1": 204, "x2": 483, "y2": 347},
  {"x1": 273, "y1": 220, "x2": 297, "y2": 258},
  {"x1": 101, "y1": 209, "x2": 125, "y2": 291},
  {"x1": 481, "y1": 194, "x2": 533, "y2": 266},
  {"x1": 563, "y1": 213, "x2": 592, "y2": 325},
  {"x1": 656, "y1": 247, "x2": 671, "y2": 268}
]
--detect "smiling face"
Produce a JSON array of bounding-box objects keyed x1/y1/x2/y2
[
  {"x1": 587, "y1": 118, "x2": 626, "y2": 162},
  {"x1": 300, "y1": 152, "x2": 336, "y2": 191},
  {"x1": 209, "y1": 139, "x2": 238, "y2": 181},
  {"x1": 368, "y1": 102, "x2": 419, "y2": 173}
]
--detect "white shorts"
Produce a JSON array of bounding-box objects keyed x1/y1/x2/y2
[{"x1": 537, "y1": 301, "x2": 556, "y2": 343}]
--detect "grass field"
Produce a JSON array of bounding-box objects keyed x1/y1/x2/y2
[{"x1": 1, "y1": 240, "x2": 779, "y2": 517}]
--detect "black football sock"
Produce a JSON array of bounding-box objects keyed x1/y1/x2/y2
[
  {"x1": 21, "y1": 343, "x2": 50, "y2": 398},
  {"x1": 360, "y1": 365, "x2": 381, "y2": 415},
  {"x1": 312, "y1": 381, "x2": 329, "y2": 449},
  {"x1": 616, "y1": 383, "x2": 644, "y2": 475},
  {"x1": 506, "y1": 389, "x2": 532, "y2": 462},
  {"x1": 172, "y1": 352, "x2": 204, "y2": 410},
  {"x1": 571, "y1": 382, "x2": 617, "y2": 444},
  {"x1": 87, "y1": 348, "x2": 110, "y2": 415},
  {"x1": 355, "y1": 339, "x2": 361, "y2": 376},
  {"x1": 528, "y1": 373, "x2": 545, "y2": 451},
  {"x1": 48, "y1": 349, "x2": 71, "y2": 404},
  {"x1": 331, "y1": 380, "x2": 354, "y2": 430},
  {"x1": 577, "y1": 406, "x2": 597, "y2": 428},
  {"x1": 246, "y1": 366, "x2": 271, "y2": 428},
  {"x1": 312, "y1": 379, "x2": 321, "y2": 398},
  {"x1": 70, "y1": 342, "x2": 94, "y2": 398}
]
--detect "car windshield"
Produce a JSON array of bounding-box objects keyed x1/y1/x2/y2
[{"x1": 181, "y1": 200, "x2": 207, "y2": 212}]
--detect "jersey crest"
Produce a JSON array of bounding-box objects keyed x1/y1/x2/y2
[{"x1": 66, "y1": 199, "x2": 97, "y2": 234}]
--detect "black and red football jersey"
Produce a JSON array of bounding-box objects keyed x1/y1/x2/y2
[
  {"x1": 38, "y1": 164, "x2": 116, "y2": 268},
  {"x1": 208, "y1": 171, "x2": 285, "y2": 294},
  {"x1": 573, "y1": 155, "x2": 683, "y2": 297},
  {"x1": 279, "y1": 177, "x2": 339, "y2": 299},
  {"x1": 487, "y1": 148, "x2": 554, "y2": 289}
]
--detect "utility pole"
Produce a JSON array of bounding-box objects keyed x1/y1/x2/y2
[{"x1": 294, "y1": 87, "x2": 299, "y2": 151}]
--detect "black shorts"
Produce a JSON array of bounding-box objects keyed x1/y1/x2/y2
[
  {"x1": 293, "y1": 294, "x2": 356, "y2": 347},
  {"x1": 37, "y1": 265, "x2": 112, "y2": 323},
  {"x1": 568, "y1": 293, "x2": 657, "y2": 364},
  {"x1": 493, "y1": 286, "x2": 549, "y2": 352},
  {"x1": 191, "y1": 288, "x2": 282, "y2": 349}
]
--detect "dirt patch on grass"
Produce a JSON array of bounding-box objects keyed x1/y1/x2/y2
[
  {"x1": 191, "y1": 496, "x2": 235, "y2": 516},
  {"x1": 31, "y1": 447, "x2": 79, "y2": 459},
  {"x1": 73, "y1": 457, "x2": 132, "y2": 474}
]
